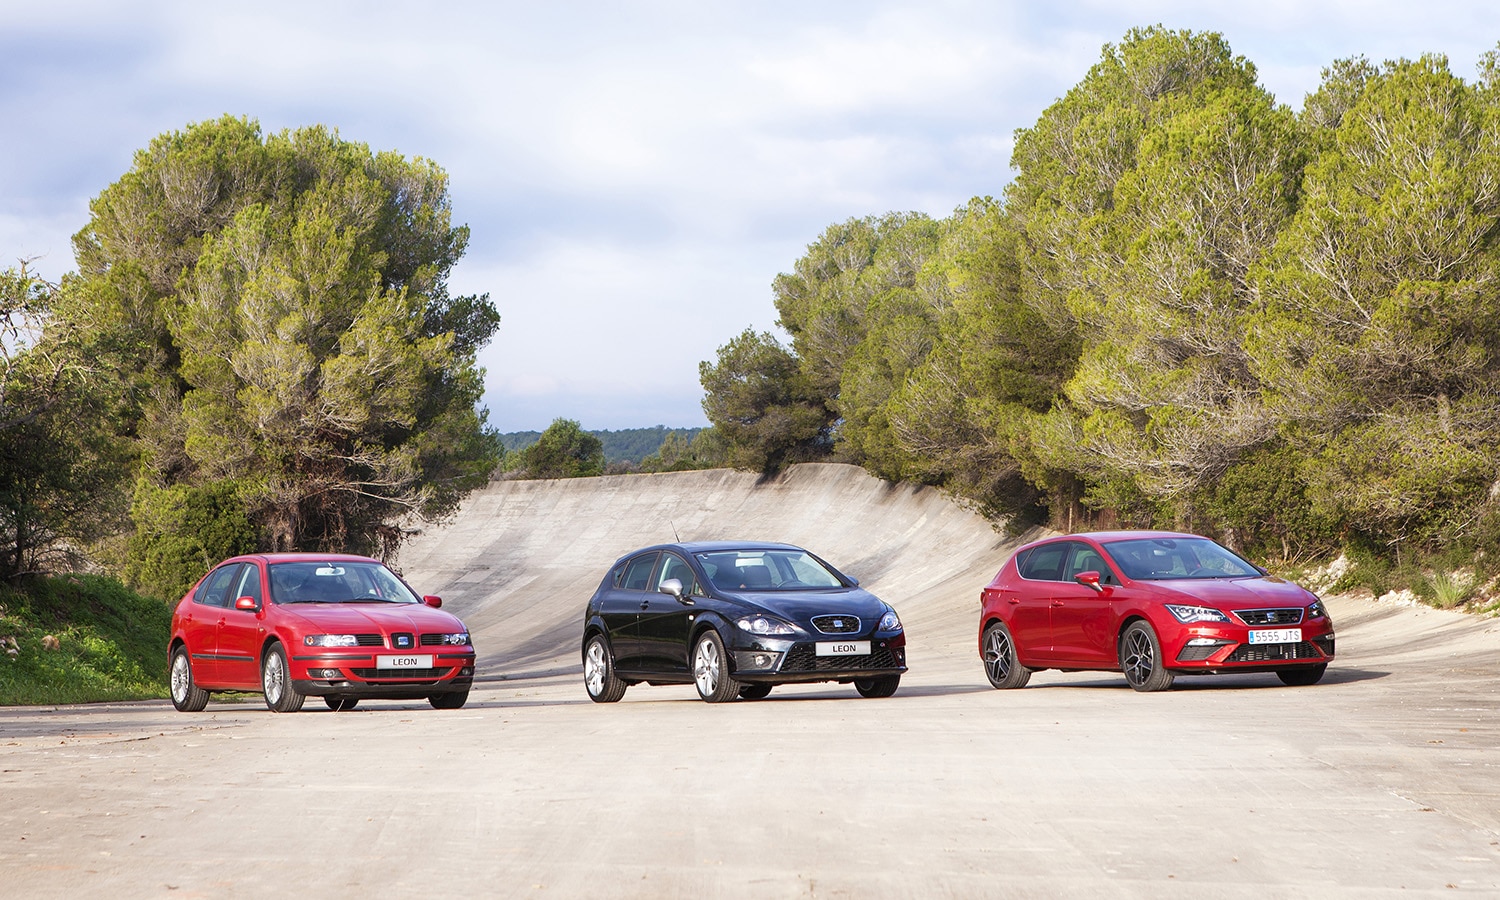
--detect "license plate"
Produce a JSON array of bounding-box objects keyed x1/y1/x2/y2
[
  {"x1": 1248, "y1": 629, "x2": 1301, "y2": 645},
  {"x1": 377, "y1": 654, "x2": 433, "y2": 669},
  {"x1": 815, "y1": 641, "x2": 870, "y2": 657}
]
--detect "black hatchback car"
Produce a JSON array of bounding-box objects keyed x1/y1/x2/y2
[{"x1": 581, "y1": 541, "x2": 907, "y2": 702}]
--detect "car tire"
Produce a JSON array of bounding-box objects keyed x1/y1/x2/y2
[
  {"x1": 692, "y1": 630, "x2": 740, "y2": 703},
  {"x1": 169, "y1": 646, "x2": 210, "y2": 712},
  {"x1": 854, "y1": 674, "x2": 900, "y2": 698},
  {"x1": 583, "y1": 633, "x2": 628, "y2": 703},
  {"x1": 1276, "y1": 664, "x2": 1328, "y2": 686},
  {"x1": 261, "y1": 643, "x2": 306, "y2": 713},
  {"x1": 324, "y1": 696, "x2": 359, "y2": 711},
  {"x1": 1119, "y1": 620, "x2": 1175, "y2": 692},
  {"x1": 982, "y1": 621, "x2": 1032, "y2": 689},
  {"x1": 429, "y1": 689, "x2": 469, "y2": 710},
  {"x1": 738, "y1": 683, "x2": 773, "y2": 700}
]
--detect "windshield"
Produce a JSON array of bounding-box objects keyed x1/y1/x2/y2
[
  {"x1": 1101, "y1": 537, "x2": 1261, "y2": 581},
  {"x1": 268, "y1": 561, "x2": 420, "y2": 604},
  {"x1": 695, "y1": 549, "x2": 846, "y2": 591}
]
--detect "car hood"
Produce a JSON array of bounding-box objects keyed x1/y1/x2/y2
[
  {"x1": 1144, "y1": 577, "x2": 1316, "y2": 609},
  {"x1": 274, "y1": 602, "x2": 465, "y2": 632},
  {"x1": 716, "y1": 587, "x2": 889, "y2": 623}
]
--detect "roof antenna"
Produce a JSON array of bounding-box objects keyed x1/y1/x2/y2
[{"x1": 671, "y1": 520, "x2": 681, "y2": 542}]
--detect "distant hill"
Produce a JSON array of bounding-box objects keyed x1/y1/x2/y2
[{"x1": 500, "y1": 426, "x2": 704, "y2": 464}]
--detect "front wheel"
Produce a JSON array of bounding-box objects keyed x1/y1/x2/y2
[
  {"x1": 1119, "y1": 621, "x2": 1175, "y2": 692},
  {"x1": 982, "y1": 621, "x2": 1031, "y2": 689},
  {"x1": 169, "y1": 646, "x2": 210, "y2": 712},
  {"x1": 583, "y1": 634, "x2": 627, "y2": 702},
  {"x1": 692, "y1": 630, "x2": 740, "y2": 703},
  {"x1": 429, "y1": 689, "x2": 469, "y2": 709},
  {"x1": 854, "y1": 674, "x2": 900, "y2": 698},
  {"x1": 262, "y1": 643, "x2": 306, "y2": 712},
  {"x1": 1276, "y1": 664, "x2": 1328, "y2": 686}
]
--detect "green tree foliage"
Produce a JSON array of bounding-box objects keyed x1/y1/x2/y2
[
  {"x1": 699, "y1": 329, "x2": 832, "y2": 473},
  {"x1": 62, "y1": 116, "x2": 501, "y2": 561},
  {"x1": 512, "y1": 418, "x2": 605, "y2": 478}
]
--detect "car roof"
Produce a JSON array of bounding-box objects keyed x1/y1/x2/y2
[
  {"x1": 1022, "y1": 530, "x2": 1202, "y2": 549},
  {"x1": 232, "y1": 552, "x2": 382, "y2": 564},
  {"x1": 613, "y1": 540, "x2": 806, "y2": 560}
]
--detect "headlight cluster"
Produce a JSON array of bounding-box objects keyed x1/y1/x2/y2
[
  {"x1": 1164, "y1": 604, "x2": 1230, "y2": 624},
  {"x1": 436, "y1": 632, "x2": 471, "y2": 646},
  {"x1": 1307, "y1": 599, "x2": 1329, "y2": 619},
  {"x1": 304, "y1": 634, "x2": 358, "y2": 647},
  {"x1": 736, "y1": 615, "x2": 797, "y2": 635},
  {"x1": 877, "y1": 609, "x2": 902, "y2": 632}
]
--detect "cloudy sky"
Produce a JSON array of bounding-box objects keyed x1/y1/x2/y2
[{"x1": 3, "y1": 2, "x2": 1497, "y2": 432}]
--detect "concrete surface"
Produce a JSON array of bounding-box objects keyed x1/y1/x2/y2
[{"x1": 2, "y1": 463, "x2": 1499, "y2": 897}]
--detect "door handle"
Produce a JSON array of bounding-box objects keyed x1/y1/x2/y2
[
  {"x1": 1050, "y1": 601, "x2": 1065, "y2": 608},
  {"x1": 639, "y1": 601, "x2": 650, "y2": 610}
]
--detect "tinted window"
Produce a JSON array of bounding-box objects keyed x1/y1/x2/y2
[
  {"x1": 233, "y1": 564, "x2": 264, "y2": 605},
  {"x1": 655, "y1": 553, "x2": 697, "y2": 594},
  {"x1": 619, "y1": 553, "x2": 659, "y2": 591},
  {"x1": 196, "y1": 564, "x2": 244, "y2": 608},
  {"x1": 1018, "y1": 544, "x2": 1067, "y2": 581},
  {"x1": 1102, "y1": 537, "x2": 1260, "y2": 580},
  {"x1": 1065, "y1": 544, "x2": 1115, "y2": 584},
  {"x1": 695, "y1": 549, "x2": 844, "y2": 591}
]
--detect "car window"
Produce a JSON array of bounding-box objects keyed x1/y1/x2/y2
[
  {"x1": 1065, "y1": 544, "x2": 1115, "y2": 585},
  {"x1": 619, "y1": 553, "x2": 659, "y2": 591},
  {"x1": 1102, "y1": 537, "x2": 1260, "y2": 580},
  {"x1": 696, "y1": 549, "x2": 845, "y2": 591},
  {"x1": 1017, "y1": 544, "x2": 1067, "y2": 581},
  {"x1": 655, "y1": 553, "x2": 696, "y2": 594},
  {"x1": 196, "y1": 564, "x2": 244, "y2": 608},
  {"x1": 233, "y1": 564, "x2": 264, "y2": 606},
  {"x1": 268, "y1": 561, "x2": 420, "y2": 603}
]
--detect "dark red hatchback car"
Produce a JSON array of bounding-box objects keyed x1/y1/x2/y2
[
  {"x1": 168, "y1": 553, "x2": 475, "y2": 712},
  {"x1": 979, "y1": 531, "x2": 1335, "y2": 692}
]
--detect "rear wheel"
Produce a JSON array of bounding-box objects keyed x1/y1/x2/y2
[
  {"x1": 261, "y1": 643, "x2": 306, "y2": 713},
  {"x1": 169, "y1": 646, "x2": 209, "y2": 712},
  {"x1": 429, "y1": 689, "x2": 469, "y2": 710},
  {"x1": 1276, "y1": 664, "x2": 1327, "y2": 686},
  {"x1": 692, "y1": 630, "x2": 739, "y2": 703},
  {"x1": 982, "y1": 621, "x2": 1032, "y2": 689},
  {"x1": 854, "y1": 674, "x2": 901, "y2": 698},
  {"x1": 583, "y1": 634, "x2": 627, "y2": 703},
  {"x1": 1119, "y1": 621, "x2": 1175, "y2": 692},
  {"x1": 323, "y1": 696, "x2": 359, "y2": 711},
  {"x1": 738, "y1": 683, "x2": 773, "y2": 700}
]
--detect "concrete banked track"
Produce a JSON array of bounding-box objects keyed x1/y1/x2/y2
[{"x1": 395, "y1": 462, "x2": 1026, "y2": 684}]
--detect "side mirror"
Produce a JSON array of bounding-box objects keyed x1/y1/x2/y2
[
  {"x1": 659, "y1": 578, "x2": 693, "y2": 605},
  {"x1": 1074, "y1": 571, "x2": 1105, "y2": 593},
  {"x1": 234, "y1": 595, "x2": 259, "y2": 611},
  {"x1": 423, "y1": 595, "x2": 443, "y2": 608}
]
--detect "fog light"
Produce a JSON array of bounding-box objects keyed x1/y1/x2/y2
[
  {"x1": 733, "y1": 650, "x2": 782, "y2": 672},
  {"x1": 310, "y1": 668, "x2": 342, "y2": 679},
  {"x1": 460, "y1": 666, "x2": 474, "y2": 676}
]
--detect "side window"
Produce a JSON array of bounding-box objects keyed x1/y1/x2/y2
[
  {"x1": 1018, "y1": 544, "x2": 1067, "y2": 581},
  {"x1": 620, "y1": 553, "x2": 659, "y2": 591},
  {"x1": 655, "y1": 553, "x2": 696, "y2": 594},
  {"x1": 196, "y1": 564, "x2": 244, "y2": 608},
  {"x1": 1065, "y1": 544, "x2": 1115, "y2": 584},
  {"x1": 233, "y1": 564, "x2": 264, "y2": 606}
]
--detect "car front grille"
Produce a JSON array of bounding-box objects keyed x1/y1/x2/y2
[
  {"x1": 811, "y1": 615, "x2": 862, "y2": 634},
  {"x1": 419, "y1": 634, "x2": 454, "y2": 646},
  {"x1": 355, "y1": 634, "x2": 384, "y2": 647},
  {"x1": 1233, "y1": 608, "x2": 1304, "y2": 626},
  {"x1": 349, "y1": 667, "x2": 447, "y2": 679},
  {"x1": 782, "y1": 645, "x2": 903, "y2": 672},
  {"x1": 1225, "y1": 641, "x2": 1324, "y2": 663}
]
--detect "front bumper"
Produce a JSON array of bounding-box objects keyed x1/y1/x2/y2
[
  {"x1": 291, "y1": 650, "x2": 475, "y2": 697},
  {"x1": 1166, "y1": 624, "x2": 1334, "y2": 672},
  {"x1": 729, "y1": 632, "x2": 907, "y2": 684}
]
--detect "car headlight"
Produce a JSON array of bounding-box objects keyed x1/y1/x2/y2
[
  {"x1": 437, "y1": 632, "x2": 471, "y2": 646},
  {"x1": 1164, "y1": 605, "x2": 1230, "y2": 624},
  {"x1": 736, "y1": 615, "x2": 797, "y2": 635},
  {"x1": 1307, "y1": 599, "x2": 1329, "y2": 620},
  {"x1": 878, "y1": 609, "x2": 902, "y2": 632},
  {"x1": 304, "y1": 634, "x2": 359, "y2": 647}
]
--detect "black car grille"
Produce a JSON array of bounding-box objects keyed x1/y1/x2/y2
[
  {"x1": 811, "y1": 615, "x2": 862, "y2": 634},
  {"x1": 1233, "y1": 608, "x2": 1304, "y2": 626},
  {"x1": 1313, "y1": 635, "x2": 1335, "y2": 657},
  {"x1": 419, "y1": 633, "x2": 456, "y2": 646},
  {"x1": 355, "y1": 634, "x2": 384, "y2": 647},
  {"x1": 349, "y1": 667, "x2": 447, "y2": 679},
  {"x1": 782, "y1": 645, "x2": 902, "y2": 672},
  {"x1": 1226, "y1": 641, "x2": 1324, "y2": 663}
]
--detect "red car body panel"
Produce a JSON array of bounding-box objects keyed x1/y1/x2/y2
[{"x1": 979, "y1": 531, "x2": 1335, "y2": 680}]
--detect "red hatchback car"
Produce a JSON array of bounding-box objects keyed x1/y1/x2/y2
[
  {"x1": 168, "y1": 553, "x2": 475, "y2": 712},
  {"x1": 978, "y1": 531, "x2": 1335, "y2": 692}
]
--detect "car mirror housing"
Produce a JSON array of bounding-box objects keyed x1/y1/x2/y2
[
  {"x1": 423, "y1": 595, "x2": 443, "y2": 608},
  {"x1": 659, "y1": 578, "x2": 693, "y2": 605},
  {"x1": 234, "y1": 595, "x2": 259, "y2": 611},
  {"x1": 1074, "y1": 571, "x2": 1105, "y2": 593}
]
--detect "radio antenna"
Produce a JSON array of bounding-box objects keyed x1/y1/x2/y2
[{"x1": 671, "y1": 520, "x2": 681, "y2": 542}]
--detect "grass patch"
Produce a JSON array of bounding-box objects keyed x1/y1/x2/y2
[{"x1": 0, "y1": 574, "x2": 171, "y2": 705}]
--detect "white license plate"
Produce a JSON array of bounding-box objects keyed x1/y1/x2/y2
[
  {"x1": 377, "y1": 654, "x2": 433, "y2": 669},
  {"x1": 1248, "y1": 629, "x2": 1301, "y2": 645},
  {"x1": 815, "y1": 641, "x2": 870, "y2": 657}
]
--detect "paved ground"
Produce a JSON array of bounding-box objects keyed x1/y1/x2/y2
[{"x1": 2, "y1": 464, "x2": 1499, "y2": 897}]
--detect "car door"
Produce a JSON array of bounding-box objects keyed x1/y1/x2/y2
[
  {"x1": 635, "y1": 552, "x2": 697, "y2": 673},
  {"x1": 184, "y1": 563, "x2": 243, "y2": 685},
  {"x1": 215, "y1": 561, "x2": 265, "y2": 688},
  {"x1": 1047, "y1": 542, "x2": 1121, "y2": 665},
  {"x1": 1012, "y1": 542, "x2": 1067, "y2": 660},
  {"x1": 598, "y1": 551, "x2": 659, "y2": 671}
]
